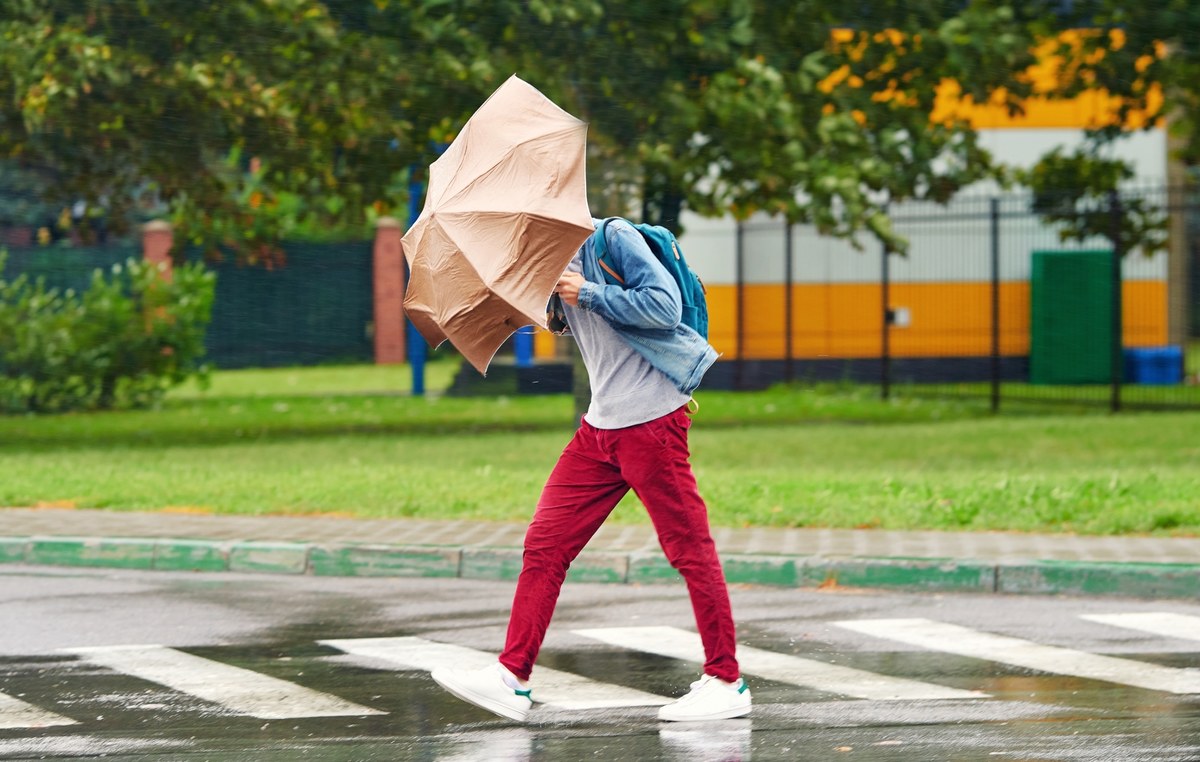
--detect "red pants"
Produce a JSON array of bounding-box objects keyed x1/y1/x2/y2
[{"x1": 499, "y1": 405, "x2": 739, "y2": 683}]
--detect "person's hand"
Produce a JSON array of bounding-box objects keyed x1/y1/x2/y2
[{"x1": 555, "y1": 271, "x2": 586, "y2": 307}]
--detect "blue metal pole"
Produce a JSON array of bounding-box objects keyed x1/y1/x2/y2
[{"x1": 407, "y1": 172, "x2": 426, "y2": 397}]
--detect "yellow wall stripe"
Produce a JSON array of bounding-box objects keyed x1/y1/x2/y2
[
  {"x1": 706, "y1": 281, "x2": 1167, "y2": 360},
  {"x1": 532, "y1": 280, "x2": 1166, "y2": 362}
]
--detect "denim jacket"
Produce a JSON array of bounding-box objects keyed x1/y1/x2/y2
[{"x1": 574, "y1": 219, "x2": 718, "y2": 394}]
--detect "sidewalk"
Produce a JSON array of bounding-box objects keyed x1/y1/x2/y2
[{"x1": 2, "y1": 507, "x2": 1198, "y2": 599}]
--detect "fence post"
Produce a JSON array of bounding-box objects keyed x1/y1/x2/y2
[
  {"x1": 1108, "y1": 191, "x2": 1123, "y2": 413},
  {"x1": 373, "y1": 217, "x2": 406, "y2": 365},
  {"x1": 142, "y1": 220, "x2": 173, "y2": 280},
  {"x1": 784, "y1": 220, "x2": 795, "y2": 384},
  {"x1": 881, "y1": 231, "x2": 891, "y2": 400},
  {"x1": 990, "y1": 197, "x2": 1001, "y2": 413},
  {"x1": 735, "y1": 220, "x2": 746, "y2": 390}
]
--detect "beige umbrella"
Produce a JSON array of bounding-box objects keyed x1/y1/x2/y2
[{"x1": 401, "y1": 75, "x2": 594, "y2": 374}]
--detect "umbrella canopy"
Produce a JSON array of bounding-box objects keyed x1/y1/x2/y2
[{"x1": 401, "y1": 75, "x2": 594, "y2": 374}]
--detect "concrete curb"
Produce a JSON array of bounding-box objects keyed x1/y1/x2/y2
[{"x1": 2, "y1": 535, "x2": 1198, "y2": 600}]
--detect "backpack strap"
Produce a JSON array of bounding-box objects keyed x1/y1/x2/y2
[{"x1": 594, "y1": 217, "x2": 625, "y2": 285}]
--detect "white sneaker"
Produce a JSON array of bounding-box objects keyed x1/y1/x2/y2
[
  {"x1": 657, "y1": 674, "x2": 752, "y2": 722},
  {"x1": 432, "y1": 663, "x2": 533, "y2": 722}
]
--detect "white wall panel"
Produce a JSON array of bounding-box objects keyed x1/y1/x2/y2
[
  {"x1": 677, "y1": 213, "x2": 736, "y2": 282},
  {"x1": 978, "y1": 127, "x2": 1167, "y2": 181},
  {"x1": 676, "y1": 126, "x2": 1168, "y2": 286}
]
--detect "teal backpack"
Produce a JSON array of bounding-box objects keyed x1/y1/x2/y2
[{"x1": 594, "y1": 217, "x2": 710, "y2": 340}]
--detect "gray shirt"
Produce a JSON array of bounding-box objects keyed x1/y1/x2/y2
[{"x1": 562, "y1": 253, "x2": 690, "y2": 429}]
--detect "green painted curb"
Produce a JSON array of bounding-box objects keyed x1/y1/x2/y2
[
  {"x1": 309, "y1": 544, "x2": 462, "y2": 577},
  {"x1": 457, "y1": 548, "x2": 631, "y2": 584},
  {"x1": 228, "y1": 541, "x2": 309, "y2": 575},
  {"x1": 723, "y1": 554, "x2": 802, "y2": 587},
  {"x1": 0, "y1": 537, "x2": 28, "y2": 563},
  {"x1": 461, "y1": 548, "x2": 523, "y2": 581},
  {"x1": 997, "y1": 560, "x2": 1200, "y2": 598},
  {"x1": 628, "y1": 552, "x2": 680, "y2": 585},
  {"x1": 155, "y1": 540, "x2": 230, "y2": 572},
  {"x1": 27, "y1": 537, "x2": 157, "y2": 569},
  {"x1": 630, "y1": 552, "x2": 806, "y2": 588},
  {"x1": 808, "y1": 557, "x2": 997, "y2": 593},
  {"x1": 3, "y1": 532, "x2": 1198, "y2": 601},
  {"x1": 568, "y1": 551, "x2": 629, "y2": 584}
]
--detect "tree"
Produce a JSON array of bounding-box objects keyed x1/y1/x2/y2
[
  {"x1": 1033, "y1": 1, "x2": 1196, "y2": 160},
  {"x1": 1020, "y1": 148, "x2": 1168, "y2": 258},
  {"x1": 1005, "y1": 2, "x2": 1194, "y2": 258},
  {"x1": 0, "y1": 0, "x2": 429, "y2": 258},
  {"x1": 473, "y1": 1, "x2": 1055, "y2": 251},
  {"x1": 2, "y1": 1, "x2": 1185, "y2": 259},
  {"x1": 666, "y1": 1, "x2": 1041, "y2": 250}
]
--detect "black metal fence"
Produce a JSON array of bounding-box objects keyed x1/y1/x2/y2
[
  {"x1": 720, "y1": 185, "x2": 1198, "y2": 410},
  {"x1": 3, "y1": 183, "x2": 1198, "y2": 409},
  {"x1": 885, "y1": 187, "x2": 1197, "y2": 411}
]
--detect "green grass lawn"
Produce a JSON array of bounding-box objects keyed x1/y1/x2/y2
[{"x1": 1, "y1": 359, "x2": 1197, "y2": 536}]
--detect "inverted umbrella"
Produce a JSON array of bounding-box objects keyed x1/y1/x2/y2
[{"x1": 401, "y1": 75, "x2": 594, "y2": 374}]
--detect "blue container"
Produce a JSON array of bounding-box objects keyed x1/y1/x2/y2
[
  {"x1": 1123, "y1": 346, "x2": 1184, "y2": 385},
  {"x1": 513, "y1": 326, "x2": 535, "y2": 368}
]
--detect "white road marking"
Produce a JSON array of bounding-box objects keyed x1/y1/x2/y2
[
  {"x1": 0, "y1": 691, "x2": 77, "y2": 729},
  {"x1": 320, "y1": 636, "x2": 670, "y2": 710},
  {"x1": 572, "y1": 625, "x2": 986, "y2": 701},
  {"x1": 62, "y1": 645, "x2": 383, "y2": 719},
  {"x1": 1080, "y1": 613, "x2": 1200, "y2": 642},
  {"x1": 835, "y1": 618, "x2": 1200, "y2": 695}
]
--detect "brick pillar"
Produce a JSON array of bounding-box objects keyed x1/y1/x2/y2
[
  {"x1": 373, "y1": 216, "x2": 406, "y2": 364},
  {"x1": 142, "y1": 220, "x2": 173, "y2": 280}
]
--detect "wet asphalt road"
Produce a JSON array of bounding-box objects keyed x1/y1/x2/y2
[{"x1": 0, "y1": 566, "x2": 1198, "y2": 761}]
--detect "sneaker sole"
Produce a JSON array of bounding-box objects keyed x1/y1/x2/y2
[
  {"x1": 431, "y1": 669, "x2": 530, "y2": 722},
  {"x1": 657, "y1": 704, "x2": 752, "y2": 722}
]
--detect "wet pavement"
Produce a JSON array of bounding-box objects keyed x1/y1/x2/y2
[{"x1": 0, "y1": 566, "x2": 1198, "y2": 760}]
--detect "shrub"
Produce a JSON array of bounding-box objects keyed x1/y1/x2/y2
[{"x1": 0, "y1": 254, "x2": 215, "y2": 413}]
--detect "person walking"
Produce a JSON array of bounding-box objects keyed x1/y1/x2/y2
[{"x1": 432, "y1": 218, "x2": 750, "y2": 723}]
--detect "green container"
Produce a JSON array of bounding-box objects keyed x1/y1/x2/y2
[{"x1": 1029, "y1": 250, "x2": 1118, "y2": 385}]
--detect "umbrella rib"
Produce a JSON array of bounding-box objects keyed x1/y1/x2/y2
[{"x1": 433, "y1": 211, "x2": 584, "y2": 325}]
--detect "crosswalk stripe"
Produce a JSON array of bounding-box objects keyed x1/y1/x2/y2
[
  {"x1": 1080, "y1": 613, "x2": 1200, "y2": 642},
  {"x1": 61, "y1": 645, "x2": 384, "y2": 719},
  {"x1": 320, "y1": 636, "x2": 670, "y2": 710},
  {"x1": 572, "y1": 625, "x2": 986, "y2": 701},
  {"x1": 834, "y1": 618, "x2": 1200, "y2": 695},
  {"x1": 0, "y1": 691, "x2": 77, "y2": 730}
]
